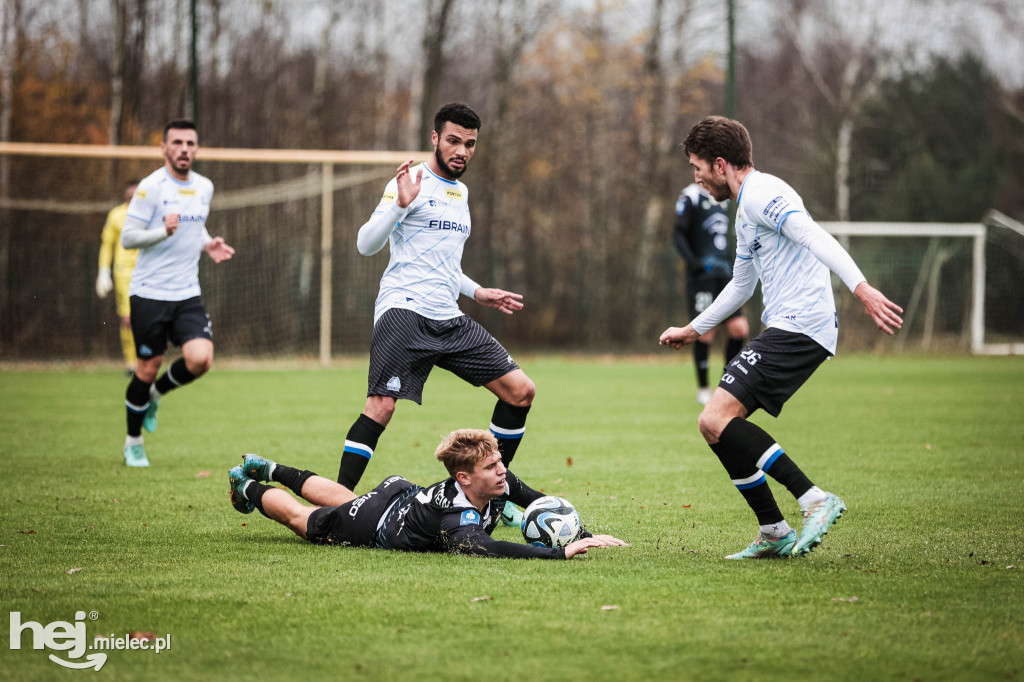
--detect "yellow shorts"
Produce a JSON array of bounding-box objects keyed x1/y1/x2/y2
[{"x1": 114, "y1": 274, "x2": 132, "y2": 318}]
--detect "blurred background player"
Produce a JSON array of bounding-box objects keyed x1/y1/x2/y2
[
  {"x1": 672, "y1": 182, "x2": 749, "y2": 405},
  {"x1": 119, "y1": 119, "x2": 235, "y2": 467},
  {"x1": 230, "y1": 429, "x2": 625, "y2": 559},
  {"x1": 341, "y1": 103, "x2": 535, "y2": 528},
  {"x1": 96, "y1": 179, "x2": 141, "y2": 375},
  {"x1": 661, "y1": 116, "x2": 902, "y2": 559}
]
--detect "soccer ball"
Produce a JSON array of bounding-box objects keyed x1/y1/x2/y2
[{"x1": 521, "y1": 496, "x2": 581, "y2": 548}]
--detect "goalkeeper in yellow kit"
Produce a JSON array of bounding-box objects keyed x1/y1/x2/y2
[{"x1": 96, "y1": 180, "x2": 140, "y2": 374}]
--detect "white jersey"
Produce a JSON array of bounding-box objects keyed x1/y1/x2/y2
[
  {"x1": 367, "y1": 163, "x2": 472, "y2": 323},
  {"x1": 126, "y1": 167, "x2": 214, "y2": 301},
  {"x1": 735, "y1": 171, "x2": 839, "y2": 353}
]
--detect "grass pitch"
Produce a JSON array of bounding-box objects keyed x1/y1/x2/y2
[{"x1": 1, "y1": 354, "x2": 1022, "y2": 681}]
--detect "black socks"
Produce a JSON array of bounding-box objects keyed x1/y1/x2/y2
[
  {"x1": 337, "y1": 414, "x2": 386, "y2": 489},
  {"x1": 489, "y1": 400, "x2": 531, "y2": 467}
]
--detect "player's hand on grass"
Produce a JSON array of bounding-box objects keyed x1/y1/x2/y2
[
  {"x1": 395, "y1": 159, "x2": 422, "y2": 208},
  {"x1": 588, "y1": 534, "x2": 628, "y2": 547},
  {"x1": 205, "y1": 237, "x2": 235, "y2": 263},
  {"x1": 95, "y1": 268, "x2": 113, "y2": 298},
  {"x1": 475, "y1": 288, "x2": 524, "y2": 315},
  {"x1": 659, "y1": 325, "x2": 699, "y2": 349},
  {"x1": 563, "y1": 536, "x2": 607, "y2": 558},
  {"x1": 854, "y1": 282, "x2": 903, "y2": 335}
]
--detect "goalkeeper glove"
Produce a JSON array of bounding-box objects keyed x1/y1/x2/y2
[{"x1": 95, "y1": 268, "x2": 113, "y2": 298}]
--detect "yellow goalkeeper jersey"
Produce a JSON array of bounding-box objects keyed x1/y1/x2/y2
[{"x1": 98, "y1": 202, "x2": 138, "y2": 278}]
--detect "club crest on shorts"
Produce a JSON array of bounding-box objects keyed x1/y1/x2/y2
[
  {"x1": 139, "y1": 344, "x2": 153, "y2": 357},
  {"x1": 387, "y1": 376, "x2": 402, "y2": 392}
]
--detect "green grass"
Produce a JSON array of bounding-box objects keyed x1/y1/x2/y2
[{"x1": 1, "y1": 355, "x2": 1022, "y2": 681}]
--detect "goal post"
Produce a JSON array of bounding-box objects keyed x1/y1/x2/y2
[
  {"x1": 821, "y1": 220, "x2": 1023, "y2": 355},
  {"x1": 0, "y1": 142, "x2": 429, "y2": 365}
]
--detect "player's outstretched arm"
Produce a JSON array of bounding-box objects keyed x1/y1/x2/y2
[
  {"x1": 854, "y1": 282, "x2": 903, "y2": 335},
  {"x1": 563, "y1": 534, "x2": 627, "y2": 559},
  {"x1": 204, "y1": 237, "x2": 235, "y2": 263},
  {"x1": 474, "y1": 287, "x2": 524, "y2": 315},
  {"x1": 659, "y1": 324, "x2": 700, "y2": 349}
]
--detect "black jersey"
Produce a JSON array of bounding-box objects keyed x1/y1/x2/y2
[
  {"x1": 371, "y1": 471, "x2": 578, "y2": 559},
  {"x1": 672, "y1": 183, "x2": 732, "y2": 277}
]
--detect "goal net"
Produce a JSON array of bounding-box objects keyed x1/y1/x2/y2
[
  {"x1": 0, "y1": 143, "x2": 423, "y2": 363},
  {"x1": 820, "y1": 219, "x2": 1024, "y2": 355}
]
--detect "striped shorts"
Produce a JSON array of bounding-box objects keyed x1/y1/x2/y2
[{"x1": 367, "y1": 308, "x2": 520, "y2": 404}]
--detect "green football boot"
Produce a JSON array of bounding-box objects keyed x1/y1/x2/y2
[
  {"x1": 142, "y1": 400, "x2": 159, "y2": 433},
  {"x1": 241, "y1": 453, "x2": 275, "y2": 482},
  {"x1": 500, "y1": 499, "x2": 524, "y2": 527},
  {"x1": 123, "y1": 443, "x2": 150, "y2": 468},
  {"x1": 793, "y1": 493, "x2": 846, "y2": 557},
  {"x1": 725, "y1": 530, "x2": 797, "y2": 559},
  {"x1": 228, "y1": 466, "x2": 254, "y2": 514}
]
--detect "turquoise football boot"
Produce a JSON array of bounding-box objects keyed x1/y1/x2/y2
[
  {"x1": 500, "y1": 500, "x2": 524, "y2": 527},
  {"x1": 123, "y1": 443, "x2": 150, "y2": 468},
  {"x1": 793, "y1": 493, "x2": 846, "y2": 556},
  {"x1": 241, "y1": 453, "x2": 275, "y2": 482},
  {"x1": 725, "y1": 530, "x2": 797, "y2": 559},
  {"x1": 228, "y1": 466, "x2": 254, "y2": 514}
]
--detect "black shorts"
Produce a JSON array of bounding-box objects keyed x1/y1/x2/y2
[
  {"x1": 719, "y1": 328, "x2": 831, "y2": 417},
  {"x1": 305, "y1": 476, "x2": 415, "y2": 547},
  {"x1": 689, "y1": 274, "x2": 744, "y2": 322},
  {"x1": 367, "y1": 308, "x2": 520, "y2": 404},
  {"x1": 129, "y1": 296, "x2": 213, "y2": 360}
]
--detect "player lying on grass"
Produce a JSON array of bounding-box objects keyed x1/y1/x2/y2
[{"x1": 228, "y1": 429, "x2": 625, "y2": 559}]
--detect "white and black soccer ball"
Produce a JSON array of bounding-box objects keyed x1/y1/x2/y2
[{"x1": 521, "y1": 496, "x2": 581, "y2": 548}]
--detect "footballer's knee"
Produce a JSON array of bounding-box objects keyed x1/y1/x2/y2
[
  {"x1": 185, "y1": 353, "x2": 212, "y2": 377},
  {"x1": 509, "y1": 375, "x2": 536, "y2": 407},
  {"x1": 697, "y1": 404, "x2": 732, "y2": 444},
  {"x1": 135, "y1": 357, "x2": 162, "y2": 383},
  {"x1": 183, "y1": 339, "x2": 213, "y2": 376}
]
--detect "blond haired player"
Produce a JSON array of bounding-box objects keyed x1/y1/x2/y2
[
  {"x1": 229, "y1": 429, "x2": 625, "y2": 559},
  {"x1": 96, "y1": 180, "x2": 140, "y2": 374}
]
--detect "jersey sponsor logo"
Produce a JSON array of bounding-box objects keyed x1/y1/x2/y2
[
  {"x1": 445, "y1": 189, "x2": 463, "y2": 200},
  {"x1": 428, "y1": 219, "x2": 470, "y2": 234},
  {"x1": 178, "y1": 189, "x2": 196, "y2": 196},
  {"x1": 381, "y1": 191, "x2": 397, "y2": 204},
  {"x1": 348, "y1": 491, "x2": 377, "y2": 517},
  {"x1": 381, "y1": 475, "x2": 405, "y2": 488},
  {"x1": 750, "y1": 238, "x2": 762, "y2": 252},
  {"x1": 460, "y1": 509, "x2": 480, "y2": 526},
  {"x1": 763, "y1": 195, "x2": 791, "y2": 224},
  {"x1": 387, "y1": 376, "x2": 402, "y2": 392}
]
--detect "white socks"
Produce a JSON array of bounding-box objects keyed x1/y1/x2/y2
[
  {"x1": 797, "y1": 486, "x2": 829, "y2": 510},
  {"x1": 760, "y1": 521, "x2": 793, "y2": 539}
]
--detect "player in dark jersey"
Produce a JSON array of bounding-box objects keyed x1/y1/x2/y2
[
  {"x1": 672, "y1": 183, "x2": 749, "y2": 405},
  {"x1": 227, "y1": 429, "x2": 625, "y2": 559}
]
